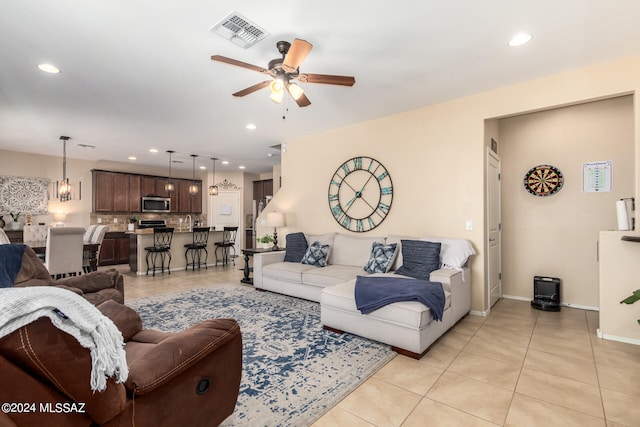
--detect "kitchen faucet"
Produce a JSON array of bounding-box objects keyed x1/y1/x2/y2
[{"x1": 186, "y1": 215, "x2": 192, "y2": 231}]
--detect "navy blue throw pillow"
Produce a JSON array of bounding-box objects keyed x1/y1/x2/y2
[
  {"x1": 395, "y1": 240, "x2": 441, "y2": 280},
  {"x1": 284, "y1": 232, "x2": 308, "y2": 263}
]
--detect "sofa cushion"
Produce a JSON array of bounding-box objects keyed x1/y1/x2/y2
[
  {"x1": 284, "y1": 232, "x2": 308, "y2": 263},
  {"x1": 395, "y1": 240, "x2": 441, "y2": 280},
  {"x1": 331, "y1": 234, "x2": 385, "y2": 267},
  {"x1": 301, "y1": 241, "x2": 330, "y2": 267},
  {"x1": 263, "y1": 262, "x2": 318, "y2": 283},
  {"x1": 303, "y1": 265, "x2": 367, "y2": 288},
  {"x1": 321, "y1": 278, "x2": 451, "y2": 329},
  {"x1": 364, "y1": 242, "x2": 398, "y2": 273},
  {"x1": 305, "y1": 232, "x2": 336, "y2": 247},
  {"x1": 387, "y1": 235, "x2": 475, "y2": 271}
]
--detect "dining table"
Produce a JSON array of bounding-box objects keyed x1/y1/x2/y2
[{"x1": 23, "y1": 240, "x2": 101, "y2": 272}]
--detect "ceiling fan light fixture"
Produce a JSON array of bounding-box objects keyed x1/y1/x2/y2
[
  {"x1": 270, "y1": 90, "x2": 284, "y2": 104},
  {"x1": 287, "y1": 83, "x2": 304, "y2": 100},
  {"x1": 269, "y1": 79, "x2": 284, "y2": 94}
]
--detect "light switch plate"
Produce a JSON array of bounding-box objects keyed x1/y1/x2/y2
[
  {"x1": 113, "y1": 218, "x2": 118, "y2": 223},
  {"x1": 97, "y1": 218, "x2": 102, "y2": 223},
  {"x1": 465, "y1": 219, "x2": 473, "y2": 230}
]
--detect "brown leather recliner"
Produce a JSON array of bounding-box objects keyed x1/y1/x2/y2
[
  {"x1": 0, "y1": 299, "x2": 242, "y2": 427},
  {"x1": 13, "y1": 245, "x2": 125, "y2": 305}
]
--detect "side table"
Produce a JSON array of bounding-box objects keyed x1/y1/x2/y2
[{"x1": 240, "y1": 247, "x2": 285, "y2": 285}]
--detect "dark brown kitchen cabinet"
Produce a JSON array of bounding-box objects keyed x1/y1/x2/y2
[
  {"x1": 253, "y1": 179, "x2": 273, "y2": 200},
  {"x1": 92, "y1": 169, "x2": 201, "y2": 213},
  {"x1": 177, "y1": 180, "x2": 202, "y2": 213},
  {"x1": 128, "y1": 175, "x2": 142, "y2": 212},
  {"x1": 98, "y1": 232, "x2": 130, "y2": 266},
  {"x1": 93, "y1": 171, "x2": 116, "y2": 212},
  {"x1": 141, "y1": 176, "x2": 157, "y2": 196},
  {"x1": 113, "y1": 173, "x2": 130, "y2": 211}
]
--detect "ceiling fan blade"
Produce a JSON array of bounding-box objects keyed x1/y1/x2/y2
[
  {"x1": 298, "y1": 73, "x2": 355, "y2": 86},
  {"x1": 293, "y1": 93, "x2": 311, "y2": 107},
  {"x1": 211, "y1": 55, "x2": 269, "y2": 74},
  {"x1": 232, "y1": 81, "x2": 271, "y2": 97},
  {"x1": 282, "y1": 39, "x2": 313, "y2": 73}
]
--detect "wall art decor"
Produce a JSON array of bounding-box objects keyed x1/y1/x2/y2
[
  {"x1": 328, "y1": 156, "x2": 393, "y2": 232},
  {"x1": 0, "y1": 175, "x2": 49, "y2": 214}
]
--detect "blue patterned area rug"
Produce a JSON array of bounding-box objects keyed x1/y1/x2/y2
[{"x1": 127, "y1": 285, "x2": 396, "y2": 427}]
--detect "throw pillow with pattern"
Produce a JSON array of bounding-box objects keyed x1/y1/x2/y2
[
  {"x1": 300, "y1": 241, "x2": 330, "y2": 267},
  {"x1": 363, "y1": 242, "x2": 397, "y2": 273}
]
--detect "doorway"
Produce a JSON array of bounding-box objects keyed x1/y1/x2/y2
[{"x1": 486, "y1": 148, "x2": 502, "y2": 310}]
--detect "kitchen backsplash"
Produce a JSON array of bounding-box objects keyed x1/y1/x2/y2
[{"x1": 89, "y1": 213, "x2": 208, "y2": 232}]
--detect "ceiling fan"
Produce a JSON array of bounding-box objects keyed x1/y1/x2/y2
[{"x1": 211, "y1": 38, "x2": 355, "y2": 107}]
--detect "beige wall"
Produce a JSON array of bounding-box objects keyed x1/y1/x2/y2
[
  {"x1": 262, "y1": 54, "x2": 640, "y2": 313},
  {"x1": 499, "y1": 96, "x2": 635, "y2": 308}
]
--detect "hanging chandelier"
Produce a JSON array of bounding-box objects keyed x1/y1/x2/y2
[
  {"x1": 57, "y1": 136, "x2": 71, "y2": 202},
  {"x1": 189, "y1": 154, "x2": 199, "y2": 195},
  {"x1": 209, "y1": 157, "x2": 219, "y2": 196},
  {"x1": 165, "y1": 150, "x2": 175, "y2": 193}
]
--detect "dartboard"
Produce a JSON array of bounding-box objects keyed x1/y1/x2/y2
[{"x1": 523, "y1": 165, "x2": 564, "y2": 197}]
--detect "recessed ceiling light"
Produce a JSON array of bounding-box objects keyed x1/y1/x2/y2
[
  {"x1": 246, "y1": 124, "x2": 257, "y2": 130},
  {"x1": 222, "y1": 160, "x2": 230, "y2": 165},
  {"x1": 508, "y1": 33, "x2": 532, "y2": 47},
  {"x1": 199, "y1": 165, "x2": 206, "y2": 170},
  {"x1": 37, "y1": 63, "x2": 60, "y2": 74},
  {"x1": 149, "y1": 148, "x2": 158, "y2": 153},
  {"x1": 238, "y1": 165, "x2": 246, "y2": 169},
  {"x1": 128, "y1": 156, "x2": 137, "y2": 161}
]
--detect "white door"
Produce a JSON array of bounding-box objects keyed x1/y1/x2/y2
[
  {"x1": 487, "y1": 149, "x2": 502, "y2": 309},
  {"x1": 209, "y1": 190, "x2": 241, "y2": 255}
]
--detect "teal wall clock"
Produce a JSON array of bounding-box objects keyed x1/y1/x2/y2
[{"x1": 328, "y1": 156, "x2": 393, "y2": 232}]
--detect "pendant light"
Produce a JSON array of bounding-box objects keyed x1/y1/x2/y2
[
  {"x1": 57, "y1": 136, "x2": 71, "y2": 201},
  {"x1": 165, "y1": 150, "x2": 175, "y2": 193},
  {"x1": 209, "y1": 157, "x2": 219, "y2": 196},
  {"x1": 189, "y1": 154, "x2": 199, "y2": 195}
]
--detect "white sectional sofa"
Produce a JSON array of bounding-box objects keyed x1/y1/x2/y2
[{"x1": 252, "y1": 232, "x2": 475, "y2": 358}]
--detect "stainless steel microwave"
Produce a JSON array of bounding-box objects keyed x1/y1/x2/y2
[{"x1": 141, "y1": 196, "x2": 171, "y2": 213}]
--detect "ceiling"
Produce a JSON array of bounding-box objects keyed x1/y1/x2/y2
[{"x1": 2, "y1": 1, "x2": 640, "y2": 174}]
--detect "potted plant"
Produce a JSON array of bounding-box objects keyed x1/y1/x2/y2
[
  {"x1": 8, "y1": 212, "x2": 21, "y2": 230},
  {"x1": 128, "y1": 217, "x2": 138, "y2": 232},
  {"x1": 257, "y1": 234, "x2": 273, "y2": 249}
]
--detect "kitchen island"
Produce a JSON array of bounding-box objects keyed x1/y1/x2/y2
[{"x1": 129, "y1": 228, "x2": 224, "y2": 274}]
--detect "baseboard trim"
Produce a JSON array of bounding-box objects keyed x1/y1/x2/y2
[
  {"x1": 501, "y1": 295, "x2": 599, "y2": 312},
  {"x1": 597, "y1": 329, "x2": 640, "y2": 346}
]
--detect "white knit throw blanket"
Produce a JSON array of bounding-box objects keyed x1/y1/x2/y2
[{"x1": 0, "y1": 286, "x2": 128, "y2": 392}]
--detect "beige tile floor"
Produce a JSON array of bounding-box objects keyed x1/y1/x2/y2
[{"x1": 112, "y1": 264, "x2": 640, "y2": 427}]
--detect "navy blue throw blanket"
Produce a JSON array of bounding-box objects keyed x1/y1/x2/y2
[
  {"x1": 354, "y1": 275, "x2": 445, "y2": 321},
  {"x1": 0, "y1": 244, "x2": 26, "y2": 288}
]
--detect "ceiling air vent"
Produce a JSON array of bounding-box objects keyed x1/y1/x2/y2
[{"x1": 210, "y1": 12, "x2": 269, "y2": 49}]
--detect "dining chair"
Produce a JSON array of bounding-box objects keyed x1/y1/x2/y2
[
  {"x1": 83, "y1": 224, "x2": 98, "y2": 243},
  {"x1": 184, "y1": 227, "x2": 210, "y2": 271},
  {"x1": 83, "y1": 225, "x2": 109, "y2": 273},
  {"x1": 214, "y1": 226, "x2": 238, "y2": 266},
  {"x1": 0, "y1": 228, "x2": 10, "y2": 244},
  {"x1": 23, "y1": 224, "x2": 48, "y2": 261},
  {"x1": 145, "y1": 227, "x2": 174, "y2": 276},
  {"x1": 23, "y1": 224, "x2": 48, "y2": 242},
  {"x1": 45, "y1": 227, "x2": 85, "y2": 279}
]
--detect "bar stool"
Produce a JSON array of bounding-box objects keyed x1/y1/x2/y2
[
  {"x1": 214, "y1": 226, "x2": 238, "y2": 266},
  {"x1": 184, "y1": 227, "x2": 210, "y2": 271},
  {"x1": 145, "y1": 227, "x2": 174, "y2": 276}
]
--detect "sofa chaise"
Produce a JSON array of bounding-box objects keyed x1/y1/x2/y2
[{"x1": 253, "y1": 232, "x2": 475, "y2": 358}]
